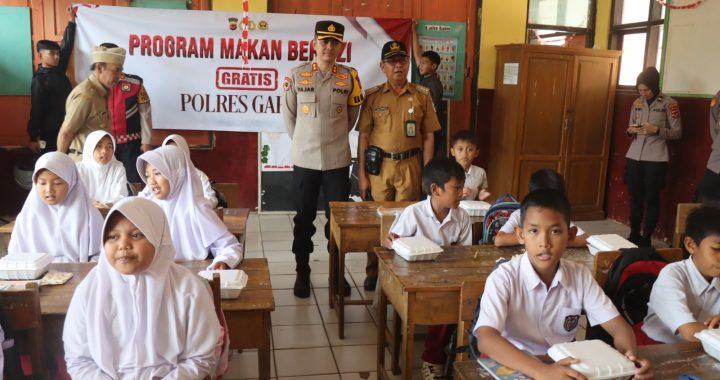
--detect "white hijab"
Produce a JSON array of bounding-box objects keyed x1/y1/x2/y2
[
  {"x1": 63, "y1": 197, "x2": 220, "y2": 379},
  {"x1": 76, "y1": 131, "x2": 127, "y2": 204},
  {"x1": 9, "y1": 152, "x2": 103, "y2": 262},
  {"x1": 136, "y1": 146, "x2": 227, "y2": 260}
]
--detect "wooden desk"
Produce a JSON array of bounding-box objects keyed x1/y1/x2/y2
[
  {"x1": 453, "y1": 342, "x2": 717, "y2": 379},
  {"x1": 223, "y1": 207, "x2": 250, "y2": 243},
  {"x1": 376, "y1": 245, "x2": 592, "y2": 380},
  {"x1": 38, "y1": 258, "x2": 274, "y2": 380},
  {"x1": 0, "y1": 220, "x2": 15, "y2": 235}
]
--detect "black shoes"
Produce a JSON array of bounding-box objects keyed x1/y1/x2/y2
[
  {"x1": 364, "y1": 275, "x2": 378, "y2": 291},
  {"x1": 293, "y1": 269, "x2": 311, "y2": 298}
]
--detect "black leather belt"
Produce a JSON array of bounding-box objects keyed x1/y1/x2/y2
[{"x1": 382, "y1": 148, "x2": 420, "y2": 160}]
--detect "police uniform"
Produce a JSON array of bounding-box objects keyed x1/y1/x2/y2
[
  {"x1": 280, "y1": 21, "x2": 363, "y2": 298},
  {"x1": 27, "y1": 22, "x2": 76, "y2": 153},
  {"x1": 624, "y1": 67, "x2": 682, "y2": 245},
  {"x1": 695, "y1": 91, "x2": 720, "y2": 202},
  {"x1": 110, "y1": 73, "x2": 153, "y2": 182}
]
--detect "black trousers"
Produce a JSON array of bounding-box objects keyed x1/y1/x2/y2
[
  {"x1": 291, "y1": 165, "x2": 350, "y2": 270},
  {"x1": 624, "y1": 159, "x2": 667, "y2": 237},
  {"x1": 695, "y1": 169, "x2": 720, "y2": 203},
  {"x1": 115, "y1": 140, "x2": 142, "y2": 183}
]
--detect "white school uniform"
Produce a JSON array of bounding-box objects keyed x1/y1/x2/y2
[
  {"x1": 9, "y1": 152, "x2": 103, "y2": 262},
  {"x1": 137, "y1": 145, "x2": 243, "y2": 268},
  {"x1": 473, "y1": 253, "x2": 619, "y2": 355},
  {"x1": 498, "y1": 209, "x2": 585, "y2": 236},
  {"x1": 76, "y1": 131, "x2": 127, "y2": 204},
  {"x1": 390, "y1": 198, "x2": 472, "y2": 246},
  {"x1": 63, "y1": 197, "x2": 220, "y2": 379},
  {"x1": 463, "y1": 165, "x2": 488, "y2": 201},
  {"x1": 642, "y1": 258, "x2": 720, "y2": 343}
]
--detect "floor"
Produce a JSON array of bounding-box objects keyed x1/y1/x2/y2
[{"x1": 223, "y1": 213, "x2": 662, "y2": 380}]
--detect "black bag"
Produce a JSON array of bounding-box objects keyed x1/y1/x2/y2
[
  {"x1": 364, "y1": 145, "x2": 383, "y2": 176},
  {"x1": 211, "y1": 182, "x2": 229, "y2": 208}
]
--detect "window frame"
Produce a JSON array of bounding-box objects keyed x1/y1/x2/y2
[
  {"x1": 525, "y1": 0, "x2": 597, "y2": 48},
  {"x1": 610, "y1": 0, "x2": 666, "y2": 89}
]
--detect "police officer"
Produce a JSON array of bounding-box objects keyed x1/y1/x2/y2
[
  {"x1": 695, "y1": 90, "x2": 720, "y2": 203},
  {"x1": 57, "y1": 45, "x2": 125, "y2": 161},
  {"x1": 357, "y1": 40, "x2": 440, "y2": 289},
  {"x1": 27, "y1": 8, "x2": 76, "y2": 154},
  {"x1": 281, "y1": 21, "x2": 363, "y2": 298},
  {"x1": 625, "y1": 67, "x2": 682, "y2": 247},
  {"x1": 100, "y1": 42, "x2": 153, "y2": 182}
]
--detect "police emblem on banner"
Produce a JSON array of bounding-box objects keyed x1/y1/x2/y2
[
  {"x1": 564, "y1": 315, "x2": 580, "y2": 332},
  {"x1": 228, "y1": 17, "x2": 238, "y2": 31}
]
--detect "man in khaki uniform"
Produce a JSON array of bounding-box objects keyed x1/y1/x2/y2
[
  {"x1": 357, "y1": 40, "x2": 440, "y2": 288},
  {"x1": 281, "y1": 21, "x2": 363, "y2": 298},
  {"x1": 57, "y1": 45, "x2": 125, "y2": 161}
]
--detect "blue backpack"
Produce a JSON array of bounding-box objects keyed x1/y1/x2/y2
[{"x1": 481, "y1": 193, "x2": 520, "y2": 244}]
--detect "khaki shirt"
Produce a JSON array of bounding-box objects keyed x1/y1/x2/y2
[
  {"x1": 61, "y1": 73, "x2": 110, "y2": 161},
  {"x1": 626, "y1": 94, "x2": 682, "y2": 162},
  {"x1": 281, "y1": 62, "x2": 363, "y2": 171},
  {"x1": 706, "y1": 91, "x2": 720, "y2": 173},
  {"x1": 357, "y1": 82, "x2": 440, "y2": 153}
]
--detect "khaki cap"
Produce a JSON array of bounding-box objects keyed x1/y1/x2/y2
[{"x1": 91, "y1": 45, "x2": 126, "y2": 66}]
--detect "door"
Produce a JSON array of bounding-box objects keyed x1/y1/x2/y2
[{"x1": 514, "y1": 51, "x2": 573, "y2": 199}]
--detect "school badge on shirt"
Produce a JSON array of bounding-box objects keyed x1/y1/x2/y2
[{"x1": 564, "y1": 314, "x2": 580, "y2": 332}]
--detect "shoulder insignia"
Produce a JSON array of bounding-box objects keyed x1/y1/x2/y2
[
  {"x1": 121, "y1": 83, "x2": 131, "y2": 92},
  {"x1": 137, "y1": 87, "x2": 150, "y2": 103},
  {"x1": 669, "y1": 101, "x2": 680, "y2": 119},
  {"x1": 283, "y1": 76, "x2": 292, "y2": 91},
  {"x1": 365, "y1": 84, "x2": 382, "y2": 97},
  {"x1": 634, "y1": 99, "x2": 644, "y2": 107},
  {"x1": 414, "y1": 84, "x2": 430, "y2": 95}
]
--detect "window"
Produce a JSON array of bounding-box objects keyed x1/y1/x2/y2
[
  {"x1": 611, "y1": 0, "x2": 666, "y2": 86},
  {"x1": 526, "y1": 0, "x2": 595, "y2": 48}
]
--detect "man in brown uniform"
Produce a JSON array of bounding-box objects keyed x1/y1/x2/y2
[
  {"x1": 57, "y1": 45, "x2": 125, "y2": 161},
  {"x1": 281, "y1": 21, "x2": 363, "y2": 298},
  {"x1": 357, "y1": 40, "x2": 440, "y2": 289}
]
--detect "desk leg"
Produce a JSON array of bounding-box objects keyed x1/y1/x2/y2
[
  {"x1": 337, "y1": 250, "x2": 346, "y2": 339},
  {"x1": 401, "y1": 296, "x2": 415, "y2": 380},
  {"x1": 258, "y1": 313, "x2": 272, "y2": 380},
  {"x1": 377, "y1": 281, "x2": 388, "y2": 380},
  {"x1": 392, "y1": 310, "x2": 401, "y2": 375},
  {"x1": 328, "y1": 230, "x2": 338, "y2": 309}
]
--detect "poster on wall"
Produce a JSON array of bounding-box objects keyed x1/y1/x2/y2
[{"x1": 415, "y1": 20, "x2": 466, "y2": 100}]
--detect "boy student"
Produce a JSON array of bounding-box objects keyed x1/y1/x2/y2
[
  {"x1": 387, "y1": 157, "x2": 471, "y2": 380},
  {"x1": 412, "y1": 21, "x2": 447, "y2": 156},
  {"x1": 643, "y1": 205, "x2": 720, "y2": 343},
  {"x1": 494, "y1": 168, "x2": 588, "y2": 247},
  {"x1": 450, "y1": 130, "x2": 490, "y2": 201},
  {"x1": 474, "y1": 189, "x2": 652, "y2": 380}
]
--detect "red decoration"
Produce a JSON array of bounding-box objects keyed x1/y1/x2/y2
[
  {"x1": 241, "y1": 0, "x2": 249, "y2": 64},
  {"x1": 655, "y1": 0, "x2": 705, "y2": 10}
]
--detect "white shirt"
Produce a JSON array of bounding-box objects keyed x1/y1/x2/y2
[
  {"x1": 76, "y1": 131, "x2": 127, "y2": 204},
  {"x1": 390, "y1": 198, "x2": 472, "y2": 246},
  {"x1": 473, "y1": 253, "x2": 619, "y2": 355},
  {"x1": 463, "y1": 165, "x2": 488, "y2": 201},
  {"x1": 498, "y1": 209, "x2": 585, "y2": 236},
  {"x1": 643, "y1": 258, "x2": 720, "y2": 343}
]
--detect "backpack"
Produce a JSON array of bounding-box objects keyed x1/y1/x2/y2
[
  {"x1": 586, "y1": 247, "x2": 668, "y2": 344},
  {"x1": 481, "y1": 193, "x2": 520, "y2": 244}
]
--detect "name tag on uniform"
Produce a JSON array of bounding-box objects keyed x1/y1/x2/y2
[{"x1": 405, "y1": 120, "x2": 416, "y2": 137}]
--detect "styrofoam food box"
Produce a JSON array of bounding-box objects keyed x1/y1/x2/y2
[
  {"x1": 459, "y1": 200, "x2": 491, "y2": 217},
  {"x1": 586, "y1": 234, "x2": 637, "y2": 256},
  {"x1": 548, "y1": 340, "x2": 636, "y2": 380},
  {"x1": 695, "y1": 328, "x2": 720, "y2": 361},
  {"x1": 392, "y1": 236, "x2": 443, "y2": 261},
  {"x1": 198, "y1": 269, "x2": 248, "y2": 299},
  {"x1": 0, "y1": 252, "x2": 52, "y2": 280}
]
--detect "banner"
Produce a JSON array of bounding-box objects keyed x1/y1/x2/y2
[{"x1": 74, "y1": 6, "x2": 409, "y2": 132}]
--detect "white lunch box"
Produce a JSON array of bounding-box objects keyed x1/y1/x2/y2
[
  {"x1": 198, "y1": 269, "x2": 248, "y2": 299},
  {"x1": 0, "y1": 252, "x2": 52, "y2": 280},
  {"x1": 586, "y1": 234, "x2": 637, "y2": 256},
  {"x1": 459, "y1": 200, "x2": 491, "y2": 217},
  {"x1": 695, "y1": 328, "x2": 720, "y2": 362},
  {"x1": 548, "y1": 340, "x2": 636, "y2": 380},
  {"x1": 392, "y1": 236, "x2": 442, "y2": 262}
]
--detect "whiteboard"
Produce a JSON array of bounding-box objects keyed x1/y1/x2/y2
[{"x1": 662, "y1": 1, "x2": 720, "y2": 97}]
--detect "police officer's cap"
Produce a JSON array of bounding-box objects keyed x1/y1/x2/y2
[
  {"x1": 381, "y1": 40, "x2": 408, "y2": 60},
  {"x1": 36, "y1": 40, "x2": 60, "y2": 52},
  {"x1": 315, "y1": 21, "x2": 344, "y2": 42}
]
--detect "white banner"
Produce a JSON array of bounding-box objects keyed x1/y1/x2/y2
[{"x1": 74, "y1": 6, "x2": 403, "y2": 133}]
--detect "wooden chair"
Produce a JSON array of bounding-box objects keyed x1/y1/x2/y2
[
  {"x1": 672, "y1": 203, "x2": 701, "y2": 249},
  {"x1": 214, "y1": 183, "x2": 239, "y2": 208},
  {"x1": 1, "y1": 282, "x2": 47, "y2": 380},
  {"x1": 208, "y1": 273, "x2": 227, "y2": 380},
  {"x1": 455, "y1": 280, "x2": 485, "y2": 362},
  {"x1": 593, "y1": 248, "x2": 683, "y2": 289},
  {"x1": 214, "y1": 207, "x2": 224, "y2": 221}
]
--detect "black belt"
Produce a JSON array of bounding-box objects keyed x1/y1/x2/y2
[{"x1": 382, "y1": 148, "x2": 420, "y2": 160}]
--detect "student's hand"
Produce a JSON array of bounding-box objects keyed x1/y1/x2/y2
[
  {"x1": 627, "y1": 126, "x2": 640, "y2": 135},
  {"x1": 28, "y1": 141, "x2": 41, "y2": 154},
  {"x1": 359, "y1": 174, "x2": 371, "y2": 201},
  {"x1": 704, "y1": 314, "x2": 720, "y2": 329},
  {"x1": 212, "y1": 261, "x2": 230, "y2": 270},
  {"x1": 386, "y1": 232, "x2": 399, "y2": 248},
  {"x1": 141, "y1": 144, "x2": 153, "y2": 153},
  {"x1": 68, "y1": 5, "x2": 76, "y2": 22},
  {"x1": 462, "y1": 187, "x2": 472, "y2": 198},
  {"x1": 536, "y1": 358, "x2": 587, "y2": 380},
  {"x1": 640, "y1": 122, "x2": 659, "y2": 135},
  {"x1": 479, "y1": 189, "x2": 491, "y2": 201},
  {"x1": 625, "y1": 352, "x2": 653, "y2": 379}
]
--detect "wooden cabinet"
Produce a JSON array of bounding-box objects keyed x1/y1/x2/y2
[{"x1": 487, "y1": 44, "x2": 621, "y2": 220}]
